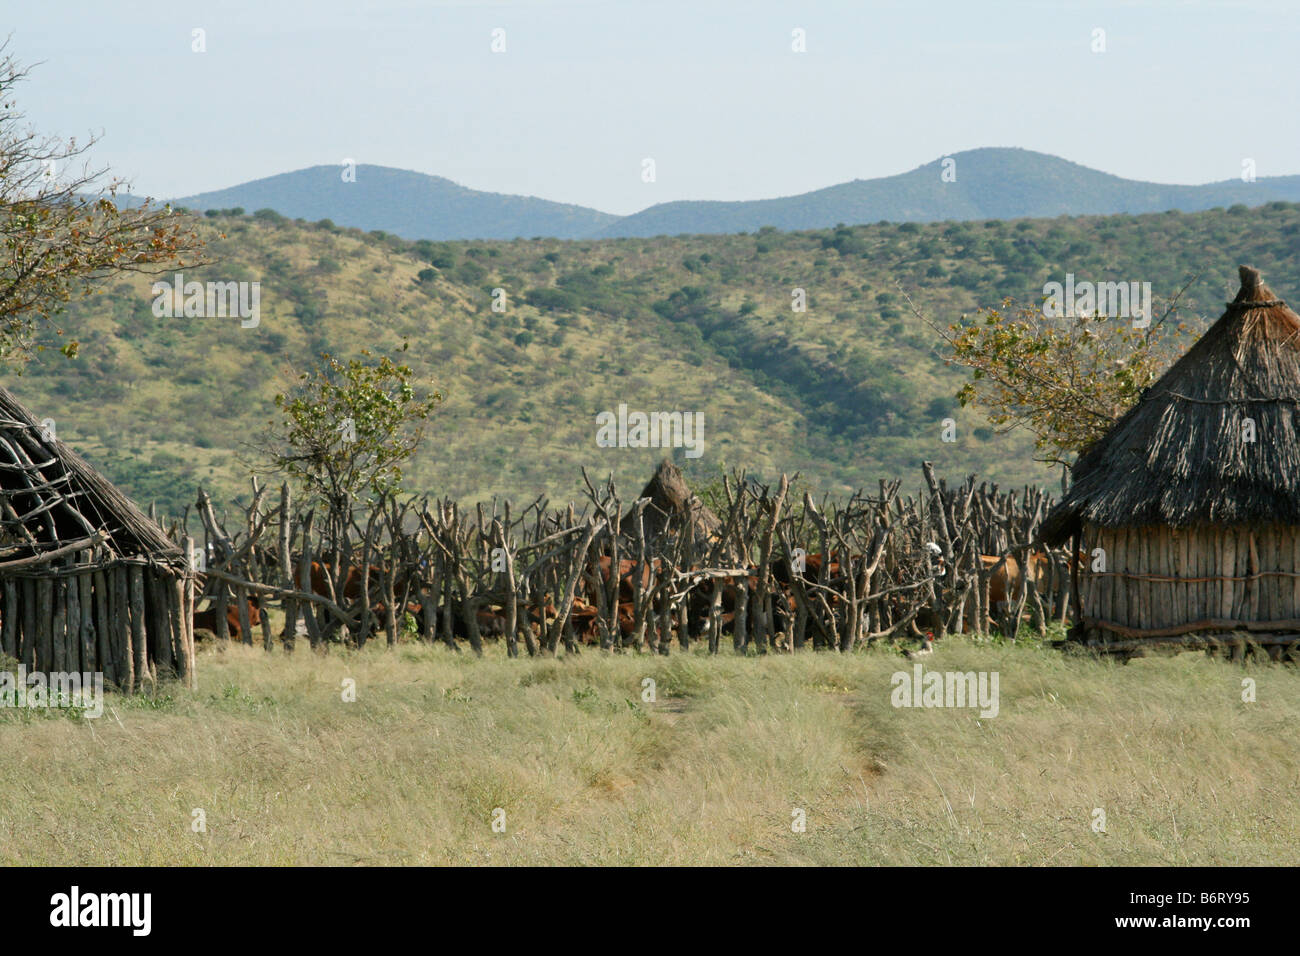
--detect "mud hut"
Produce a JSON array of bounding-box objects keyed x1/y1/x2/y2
[
  {"x1": 623, "y1": 459, "x2": 722, "y2": 554},
  {"x1": 0, "y1": 386, "x2": 194, "y2": 689},
  {"x1": 1043, "y1": 265, "x2": 1300, "y2": 655}
]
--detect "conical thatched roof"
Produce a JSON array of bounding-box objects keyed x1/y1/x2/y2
[
  {"x1": 0, "y1": 385, "x2": 184, "y2": 567},
  {"x1": 623, "y1": 459, "x2": 722, "y2": 550},
  {"x1": 1043, "y1": 265, "x2": 1300, "y2": 543}
]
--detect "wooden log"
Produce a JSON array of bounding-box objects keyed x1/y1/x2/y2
[
  {"x1": 149, "y1": 573, "x2": 175, "y2": 679},
  {"x1": 421, "y1": 552, "x2": 437, "y2": 645},
  {"x1": 113, "y1": 567, "x2": 133, "y2": 693},
  {"x1": 1179, "y1": 527, "x2": 1191, "y2": 628},
  {"x1": 1095, "y1": 530, "x2": 1109, "y2": 629},
  {"x1": 235, "y1": 583, "x2": 252, "y2": 647},
  {"x1": 277, "y1": 485, "x2": 297, "y2": 650},
  {"x1": 1116, "y1": 528, "x2": 1129, "y2": 637},
  {"x1": 212, "y1": 572, "x2": 229, "y2": 643},
  {"x1": 185, "y1": 567, "x2": 197, "y2": 683},
  {"x1": 1141, "y1": 526, "x2": 1152, "y2": 632},
  {"x1": 128, "y1": 565, "x2": 149, "y2": 687},
  {"x1": 1266, "y1": 528, "x2": 1279, "y2": 621},
  {"x1": 50, "y1": 577, "x2": 67, "y2": 673},
  {"x1": 1237, "y1": 526, "x2": 1250, "y2": 620},
  {"x1": 1272, "y1": 525, "x2": 1285, "y2": 622},
  {"x1": 1247, "y1": 528, "x2": 1260, "y2": 622},
  {"x1": 496, "y1": 520, "x2": 518, "y2": 659},
  {"x1": 439, "y1": 559, "x2": 456, "y2": 650},
  {"x1": 1112, "y1": 530, "x2": 1123, "y2": 634},
  {"x1": 170, "y1": 575, "x2": 192, "y2": 687},
  {"x1": 1158, "y1": 527, "x2": 1169, "y2": 629},
  {"x1": 733, "y1": 579, "x2": 749, "y2": 653},
  {"x1": 20, "y1": 578, "x2": 36, "y2": 670},
  {"x1": 93, "y1": 569, "x2": 114, "y2": 689},
  {"x1": 296, "y1": 516, "x2": 321, "y2": 648},
  {"x1": 0, "y1": 578, "x2": 15, "y2": 660},
  {"x1": 677, "y1": 599, "x2": 690, "y2": 652},
  {"x1": 78, "y1": 571, "x2": 95, "y2": 673},
  {"x1": 1226, "y1": 526, "x2": 1238, "y2": 620},
  {"x1": 1197, "y1": 529, "x2": 1207, "y2": 623},
  {"x1": 1292, "y1": 525, "x2": 1300, "y2": 621},
  {"x1": 706, "y1": 582, "x2": 722, "y2": 654},
  {"x1": 1138, "y1": 527, "x2": 1150, "y2": 633},
  {"x1": 1256, "y1": 526, "x2": 1269, "y2": 623}
]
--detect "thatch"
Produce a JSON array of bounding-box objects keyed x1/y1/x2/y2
[
  {"x1": 623, "y1": 459, "x2": 722, "y2": 551},
  {"x1": 0, "y1": 385, "x2": 184, "y2": 568},
  {"x1": 1044, "y1": 265, "x2": 1300, "y2": 543}
]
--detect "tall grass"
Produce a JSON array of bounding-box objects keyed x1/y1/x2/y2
[{"x1": 0, "y1": 636, "x2": 1296, "y2": 865}]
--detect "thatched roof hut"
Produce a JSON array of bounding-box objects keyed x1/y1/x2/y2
[
  {"x1": 1043, "y1": 265, "x2": 1300, "y2": 653},
  {"x1": 0, "y1": 386, "x2": 194, "y2": 688},
  {"x1": 623, "y1": 459, "x2": 722, "y2": 553}
]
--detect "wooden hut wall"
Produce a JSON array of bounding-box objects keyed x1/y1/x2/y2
[
  {"x1": 1080, "y1": 522, "x2": 1300, "y2": 640},
  {"x1": 0, "y1": 562, "x2": 193, "y2": 691}
]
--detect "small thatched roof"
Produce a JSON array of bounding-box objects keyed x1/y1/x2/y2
[
  {"x1": 623, "y1": 459, "x2": 722, "y2": 551},
  {"x1": 0, "y1": 385, "x2": 184, "y2": 567},
  {"x1": 1043, "y1": 265, "x2": 1300, "y2": 544}
]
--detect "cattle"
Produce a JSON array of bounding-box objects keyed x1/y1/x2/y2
[
  {"x1": 364, "y1": 601, "x2": 425, "y2": 637},
  {"x1": 193, "y1": 595, "x2": 263, "y2": 641},
  {"x1": 686, "y1": 569, "x2": 793, "y2": 642},
  {"x1": 289, "y1": 561, "x2": 396, "y2": 640},
  {"x1": 590, "y1": 556, "x2": 657, "y2": 605},
  {"x1": 569, "y1": 598, "x2": 600, "y2": 643},
  {"x1": 299, "y1": 560, "x2": 384, "y2": 602},
  {"x1": 978, "y1": 549, "x2": 1084, "y2": 620}
]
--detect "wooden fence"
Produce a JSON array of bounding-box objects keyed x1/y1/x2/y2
[{"x1": 165, "y1": 462, "x2": 1072, "y2": 657}]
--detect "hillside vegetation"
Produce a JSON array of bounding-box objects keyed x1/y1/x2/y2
[{"x1": 21, "y1": 200, "x2": 1300, "y2": 516}]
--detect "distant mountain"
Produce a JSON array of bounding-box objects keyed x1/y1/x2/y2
[
  {"x1": 171, "y1": 164, "x2": 620, "y2": 240},
  {"x1": 600, "y1": 148, "x2": 1300, "y2": 237},
  {"x1": 160, "y1": 149, "x2": 1300, "y2": 241}
]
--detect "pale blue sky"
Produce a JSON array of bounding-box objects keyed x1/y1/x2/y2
[{"x1": 10, "y1": 0, "x2": 1299, "y2": 215}]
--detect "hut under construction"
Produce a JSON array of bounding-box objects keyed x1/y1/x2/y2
[
  {"x1": 1043, "y1": 265, "x2": 1300, "y2": 657},
  {"x1": 0, "y1": 386, "x2": 194, "y2": 689}
]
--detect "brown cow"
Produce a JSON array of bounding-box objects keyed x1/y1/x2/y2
[
  {"x1": 980, "y1": 550, "x2": 1084, "y2": 617},
  {"x1": 193, "y1": 595, "x2": 263, "y2": 641},
  {"x1": 365, "y1": 601, "x2": 425, "y2": 637},
  {"x1": 299, "y1": 560, "x2": 384, "y2": 602}
]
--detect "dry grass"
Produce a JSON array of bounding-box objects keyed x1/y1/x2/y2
[{"x1": 1, "y1": 636, "x2": 1297, "y2": 865}]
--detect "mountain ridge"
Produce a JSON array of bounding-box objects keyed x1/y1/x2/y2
[{"x1": 158, "y1": 148, "x2": 1300, "y2": 241}]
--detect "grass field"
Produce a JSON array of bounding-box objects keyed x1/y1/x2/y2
[{"x1": 1, "y1": 630, "x2": 1297, "y2": 866}]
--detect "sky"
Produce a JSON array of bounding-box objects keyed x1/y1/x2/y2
[{"x1": 8, "y1": 0, "x2": 1300, "y2": 215}]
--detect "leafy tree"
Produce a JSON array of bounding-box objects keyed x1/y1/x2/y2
[
  {"x1": 0, "y1": 46, "x2": 205, "y2": 366},
  {"x1": 264, "y1": 343, "x2": 441, "y2": 513},
  {"x1": 937, "y1": 291, "x2": 1191, "y2": 464}
]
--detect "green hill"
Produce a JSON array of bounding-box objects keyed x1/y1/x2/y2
[{"x1": 20, "y1": 200, "x2": 1300, "y2": 517}]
